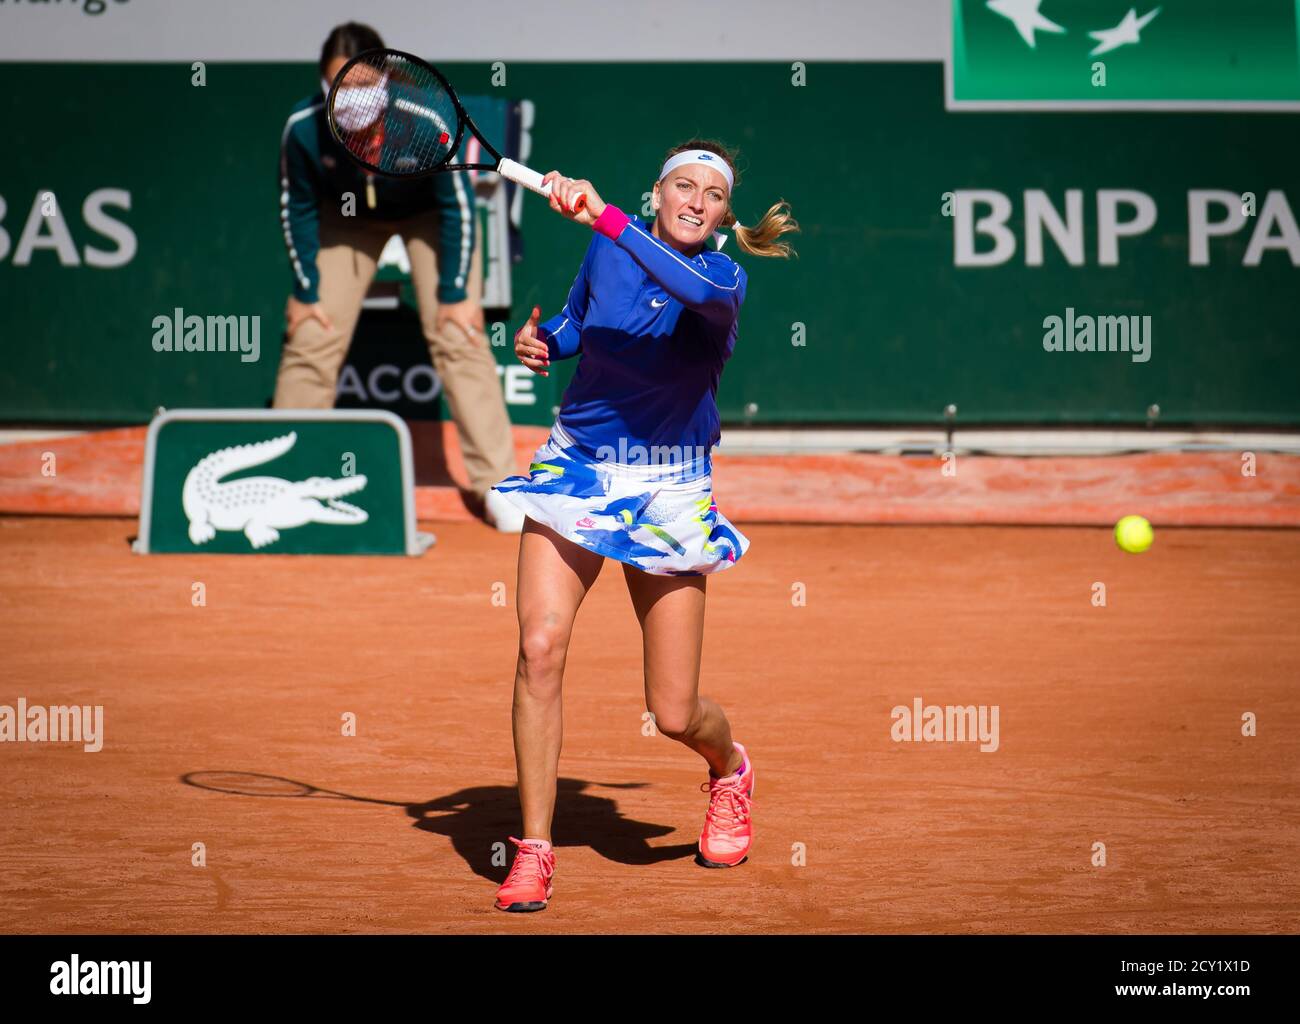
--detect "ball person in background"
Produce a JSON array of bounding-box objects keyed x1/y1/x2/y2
[
  {"x1": 276, "y1": 21, "x2": 523, "y2": 532},
  {"x1": 489, "y1": 139, "x2": 798, "y2": 910}
]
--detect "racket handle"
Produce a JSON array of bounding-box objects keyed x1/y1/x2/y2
[{"x1": 498, "y1": 158, "x2": 587, "y2": 213}]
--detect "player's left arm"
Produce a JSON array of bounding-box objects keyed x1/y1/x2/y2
[
  {"x1": 596, "y1": 208, "x2": 745, "y2": 325},
  {"x1": 539, "y1": 173, "x2": 744, "y2": 326}
]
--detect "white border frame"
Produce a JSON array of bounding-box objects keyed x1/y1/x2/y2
[
  {"x1": 132, "y1": 408, "x2": 433, "y2": 557},
  {"x1": 944, "y1": 0, "x2": 1300, "y2": 112}
]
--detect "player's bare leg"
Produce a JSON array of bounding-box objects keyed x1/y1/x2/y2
[
  {"x1": 620, "y1": 566, "x2": 742, "y2": 778},
  {"x1": 511, "y1": 517, "x2": 604, "y2": 841}
]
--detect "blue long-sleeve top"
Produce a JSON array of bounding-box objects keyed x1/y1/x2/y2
[{"x1": 538, "y1": 204, "x2": 747, "y2": 461}]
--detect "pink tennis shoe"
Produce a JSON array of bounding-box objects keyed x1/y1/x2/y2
[
  {"x1": 495, "y1": 836, "x2": 555, "y2": 912},
  {"x1": 494, "y1": 744, "x2": 752, "y2": 911},
  {"x1": 698, "y1": 742, "x2": 754, "y2": 868}
]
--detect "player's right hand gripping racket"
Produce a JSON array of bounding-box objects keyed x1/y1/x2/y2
[{"x1": 326, "y1": 48, "x2": 585, "y2": 213}]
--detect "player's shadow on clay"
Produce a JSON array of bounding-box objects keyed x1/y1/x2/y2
[{"x1": 181, "y1": 771, "x2": 696, "y2": 882}]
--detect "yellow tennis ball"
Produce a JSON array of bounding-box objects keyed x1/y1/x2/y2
[{"x1": 1114, "y1": 515, "x2": 1154, "y2": 553}]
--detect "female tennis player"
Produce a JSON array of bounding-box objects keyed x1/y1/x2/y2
[{"x1": 489, "y1": 139, "x2": 798, "y2": 911}]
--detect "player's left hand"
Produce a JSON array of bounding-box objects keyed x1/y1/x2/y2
[
  {"x1": 542, "y1": 171, "x2": 606, "y2": 226},
  {"x1": 437, "y1": 299, "x2": 487, "y2": 345}
]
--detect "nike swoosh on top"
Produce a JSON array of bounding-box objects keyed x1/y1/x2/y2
[{"x1": 650, "y1": 297, "x2": 669, "y2": 308}]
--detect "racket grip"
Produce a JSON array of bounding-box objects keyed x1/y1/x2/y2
[{"x1": 498, "y1": 158, "x2": 587, "y2": 213}]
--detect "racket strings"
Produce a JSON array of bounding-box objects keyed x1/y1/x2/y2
[{"x1": 333, "y1": 53, "x2": 460, "y2": 175}]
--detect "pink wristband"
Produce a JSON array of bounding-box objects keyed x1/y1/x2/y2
[{"x1": 592, "y1": 203, "x2": 631, "y2": 240}]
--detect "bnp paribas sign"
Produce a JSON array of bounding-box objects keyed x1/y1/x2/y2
[{"x1": 949, "y1": 0, "x2": 1300, "y2": 109}]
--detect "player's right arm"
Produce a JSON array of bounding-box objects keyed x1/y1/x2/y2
[{"x1": 280, "y1": 106, "x2": 332, "y2": 334}]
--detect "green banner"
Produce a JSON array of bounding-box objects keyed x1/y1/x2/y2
[
  {"x1": 951, "y1": 0, "x2": 1300, "y2": 107},
  {"x1": 1, "y1": 62, "x2": 1298, "y2": 428}
]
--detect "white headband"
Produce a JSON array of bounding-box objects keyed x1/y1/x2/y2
[{"x1": 658, "y1": 149, "x2": 734, "y2": 193}]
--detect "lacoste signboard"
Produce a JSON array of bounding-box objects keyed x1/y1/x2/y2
[
  {"x1": 133, "y1": 410, "x2": 432, "y2": 555},
  {"x1": 949, "y1": 0, "x2": 1300, "y2": 109}
]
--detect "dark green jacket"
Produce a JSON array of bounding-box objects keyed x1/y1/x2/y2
[{"x1": 279, "y1": 92, "x2": 475, "y2": 304}]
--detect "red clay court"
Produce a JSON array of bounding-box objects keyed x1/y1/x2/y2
[{"x1": 2, "y1": 426, "x2": 1298, "y2": 933}]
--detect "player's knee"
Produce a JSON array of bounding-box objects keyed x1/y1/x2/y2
[
  {"x1": 647, "y1": 701, "x2": 696, "y2": 739},
  {"x1": 518, "y1": 625, "x2": 568, "y2": 682}
]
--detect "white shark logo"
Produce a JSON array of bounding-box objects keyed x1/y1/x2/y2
[{"x1": 182, "y1": 432, "x2": 368, "y2": 549}]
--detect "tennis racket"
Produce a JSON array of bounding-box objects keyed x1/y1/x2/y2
[{"x1": 326, "y1": 48, "x2": 585, "y2": 213}]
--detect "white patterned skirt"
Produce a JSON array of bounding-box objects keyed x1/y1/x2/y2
[{"x1": 490, "y1": 421, "x2": 749, "y2": 575}]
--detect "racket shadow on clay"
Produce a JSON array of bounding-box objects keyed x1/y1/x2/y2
[{"x1": 182, "y1": 771, "x2": 695, "y2": 881}]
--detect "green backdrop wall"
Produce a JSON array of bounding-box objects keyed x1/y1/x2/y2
[{"x1": 1, "y1": 62, "x2": 1297, "y2": 426}]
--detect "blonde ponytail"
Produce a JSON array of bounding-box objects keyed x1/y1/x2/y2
[{"x1": 725, "y1": 200, "x2": 799, "y2": 259}]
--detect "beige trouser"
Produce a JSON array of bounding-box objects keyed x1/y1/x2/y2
[{"x1": 273, "y1": 209, "x2": 517, "y2": 498}]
